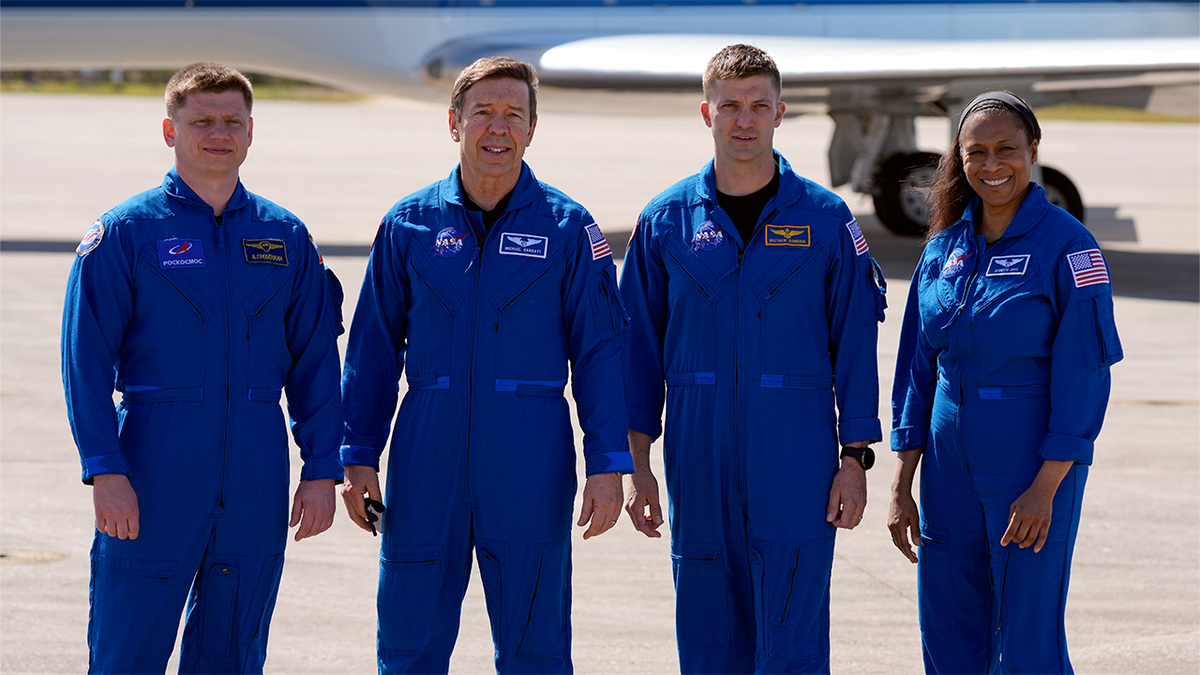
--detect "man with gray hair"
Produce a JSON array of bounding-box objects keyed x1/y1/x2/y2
[
  {"x1": 339, "y1": 56, "x2": 632, "y2": 673},
  {"x1": 620, "y1": 44, "x2": 887, "y2": 673}
]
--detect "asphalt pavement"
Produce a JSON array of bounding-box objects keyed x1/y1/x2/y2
[{"x1": 1, "y1": 91, "x2": 1196, "y2": 674}]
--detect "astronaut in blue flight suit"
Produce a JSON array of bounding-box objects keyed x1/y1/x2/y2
[
  {"x1": 887, "y1": 92, "x2": 1123, "y2": 674},
  {"x1": 61, "y1": 63, "x2": 344, "y2": 674},
  {"x1": 620, "y1": 45, "x2": 886, "y2": 674},
  {"x1": 338, "y1": 57, "x2": 632, "y2": 674}
]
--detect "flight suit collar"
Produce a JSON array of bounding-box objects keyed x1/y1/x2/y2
[
  {"x1": 959, "y1": 182, "x2": 1051, "y2": 242},
  {"x1": 161, "y1": 167, "x2": 250, "y2": 215},
  {"x1": 440, "y1": 161, "x2": 539, "y2": 213},
  {"x1": 695, "y1": 151, "x2": 804, "y2": 249}
]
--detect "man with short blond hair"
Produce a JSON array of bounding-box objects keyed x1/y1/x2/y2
[
  {"x1": 340, "y1": 56, "x2": 631, "y2": 673},
  {"x1": 620, "y1": 44, "x2": 887, "y2": 673},
  {"x1": 63, "y1": 61, "x2": 344, "y2": 673}
]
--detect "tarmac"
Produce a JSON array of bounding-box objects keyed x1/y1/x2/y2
[{"x1": 1, "y1": 91, "x2": 1197, "y2": 674}]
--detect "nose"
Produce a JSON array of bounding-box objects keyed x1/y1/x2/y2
[{"x1": 487, "y1": 114, "x2": 509, "y2": 135}]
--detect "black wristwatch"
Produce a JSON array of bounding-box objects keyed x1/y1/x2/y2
[{"x1": 840, "y1": 445, "x2": 875, "y2": 471}]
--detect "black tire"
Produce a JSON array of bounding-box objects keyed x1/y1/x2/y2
[
  {"x1": 873, "y1": 151, "x2": 941, "y2": 236},
  {"x1": 1041, "y1": 166, "x2": 1085, "y2": 225}
]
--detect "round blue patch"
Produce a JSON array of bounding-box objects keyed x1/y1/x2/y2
[
  {"x1": 77, "y1": 220, "x2": 104, "y2": 256},
  {"x1": 940, "y1": 247, "x2": 972, "y2": 279},
  {"x1": 692, "y1": 221, "x2": 725, "y2": 251},
  {"x1": 432, "y1": 227, "x2": 468, "y2": 258}
]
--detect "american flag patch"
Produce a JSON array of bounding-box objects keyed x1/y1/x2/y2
[
  {"x1": 845, "y1": 219, "x2": 869, "y2": 256},
  {"x1": 586, "y1": 223, "x2": 611, "y2": 260},
  {"x1": 1066, "y1": 249, "x2": 1110, "y2": 287}
]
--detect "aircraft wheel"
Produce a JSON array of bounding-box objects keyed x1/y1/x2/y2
[
  {"x1": 873, "y1": 151, "x2": 941, "y2": 236},
  {"x1": 1041, "y1": 165, "x2": 1085, "y2": 225}
]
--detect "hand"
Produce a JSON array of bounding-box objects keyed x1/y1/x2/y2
[
  {"x1": 578, "y1": 473, "x2": 623, "y2": 540},
  {"x1": 290, "y1": 479, "x2": 336, "y2": 541},
  {"x1": 1000, "y1": 460, "x2": 1071, "y2": 553},
  {"x1": 93, "y1": 474, "x2": 139, "y2": 540},
  {"x1": 340, "y1": 465, "x2": 382, "y2": 534},
  {"x1": 827, "y1": 459, "x2": 867, "y2": 529},
  {"x1": 887, "y1": 488, "x2": 921, "y2": 563},
  {"x1": 624, "y1": 469, "x2": 664, "y2": 538}
]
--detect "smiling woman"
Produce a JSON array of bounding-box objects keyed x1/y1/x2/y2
[{"x1": 887, "y1": 90, "x2": 1123, "y2": 675}]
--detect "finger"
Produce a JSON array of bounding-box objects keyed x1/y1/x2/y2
[
  {"x1": 1033, "y1": 523, "x2": 1050, "y2": 553},
  {"x1": 294, "y1": 509, "x2": 318, "y2": 541},
  {"x1": 290, "y1": 493, "x2": 304, "y2": 528},
  {"x1": 577, "y1": 498, "x2": 595, "y2": 528},
  {"x1": 826, "y1": 491, "x2": 841, "y2": 523},
  {"x1": 649, "y1": 497, "x2": 664, "y2": 528},
  {"x1": 127, "y1": 513, "x2": 140, "y2": 540},
  {"x1": 340, "y1": 487, "x2": 372, "y2": 532}
]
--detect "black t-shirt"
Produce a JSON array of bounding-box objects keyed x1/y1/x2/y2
[
  {"x1": 717, "y1": 169, "x2": 780, "y2": 246},
  {"x1": 460, "y1": 173, "x2": 514, "y2": 236}
]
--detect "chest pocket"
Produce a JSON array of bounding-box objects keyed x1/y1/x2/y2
[
  {"x1": 243, "y1": 263, "x2": 295, "y2": 396},
  {"x1": 490, "y1": 249, "x2": 568, "y2": 383},
  {"x1": 406, "y1": 240, "x2": 465, "y2": 381},
  {"x1": 127, "y1": 247, "x2": 212, "y2": 391},
  {"x1": 972, "y1": 259, "x2": 1042, "y2": 322},
  {"x1": 752, "y1": 247, "x2": 825, "y2": 377},
  {"x1": 664, "y1": 233, "x2": 726, "y2": 306}
]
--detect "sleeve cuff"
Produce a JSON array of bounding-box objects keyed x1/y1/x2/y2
[
  {"x1": 585, "y1": 450, "x2": 635, "y2": 477},
  {"x1": 837, "y1": 417, "x2": 882, "y2": 445},
  {"x1": 82, "y1": 454, "x2": 131, "y2": 485},
  {"x1": 300, "y1": 455, "x2": 346, "y2": 483},
  {"x1": 626, "y1": 407, "x2": 663, "y2": 441},
  {"x1": 1038, "y1": 432, "x2": 1094, "y2": 465},
  {"x1": 890, "y1": 426, "x2": 928, "y2": 453},
  {"x1": 340, "y1": 445, "x2": 382, "y2": 471}
]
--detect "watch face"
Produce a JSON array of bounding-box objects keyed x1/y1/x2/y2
[{"x1": 860, "y1": 447, "x2": 876, "y2": 471}]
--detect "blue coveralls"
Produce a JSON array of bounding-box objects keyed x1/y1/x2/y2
[
  {"x1": 891, "y1": 185, "x2": 1123, "y2": 674},
  {"x1": 61, "y1": 169, "x2": 345, "y2": 674},
  {"x1": 620, "y1": 153, "x2": 886, "y2": 674},
  {"x1": 340, "y1": 164, "x2": 633, "y2": 674}
]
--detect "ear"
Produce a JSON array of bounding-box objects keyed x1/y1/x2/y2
[
  {"x1": 700, "y1": 101, "x2": 713, "y2": 128},
  {"x1": 774, "y1": 101, "x2": 786, "y2": 127},
  {"x1": 448, "y1": 108, "x2": 460, "y2": 142},
  {"x1": 526, "y1": 114, "x2": 537, "y2": 146},
  {"x1": 247, "y1": 117, "x2": 254, "y2": 147},
  {"x1": 162, "y1": 117, "x2": 176, "y2": 148},
  {"x1": 1029, "y1": 138, "x2": 1038, "y2": 165}
]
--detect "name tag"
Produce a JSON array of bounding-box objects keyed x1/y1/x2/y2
[
  {"x1": 157, "y1": 239, "x2": 206, "y2": 269},
  {"x1": 242, "y1": 238, "x2": 288, "y2": 266},
  {"x1": 764, "y1": 225, "x2": 810, "y2": 247},
  {"x1": 499, "y1": 233, "x2": 548, "y2": 259},
  {"x1": 985, "y1": 254, "x2": 1030, "y2": 277}
]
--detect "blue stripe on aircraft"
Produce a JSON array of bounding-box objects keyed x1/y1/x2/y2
[{"x1": 2, "y1": 0, "x2": 1194, "y2": 8}]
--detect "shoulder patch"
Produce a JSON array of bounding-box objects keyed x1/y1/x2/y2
[
  {"x1": 77, "y1": 220, "x2": 104, "y2": 256},
  {"x1": 308, "y1": 233, "x2": 325, "y2": 266},
  {"x1": 243, "y1": 238, "x2": 288, "y2": 266},
  {"x1": 585, "y1": 223, "x2": 611, "y2": 260},
  {"x1": 845, "y1": 219, "x2": 869, "y2": 256},
  {"x1": 1066, "y1": 249, "x2": 1110, "y2": 287}
]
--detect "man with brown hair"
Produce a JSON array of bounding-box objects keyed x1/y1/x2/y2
[
  {"x1": 62, "y1": 61, "x2": 344, "y2": 673},
  {"x1": 620, "y1": 44, "x2": 886, "y2": 673},
  {"x1": 339, "y1": 56, "x2": 631, "y2": 673}
]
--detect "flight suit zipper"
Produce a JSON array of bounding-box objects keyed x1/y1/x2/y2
[{"x1": 215, "y1": 212, "x2": 232, "y2": 509}]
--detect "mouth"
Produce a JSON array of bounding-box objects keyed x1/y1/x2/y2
[
  {"x1": 483, "y1": 145, "x2": 509, "y2": 155},
  {"x1": 982, "y1": 177, "x2": 1010, "y2": 187},
  {"x1": 733, "y1": 134, "x2": 756, "y2": 142}
]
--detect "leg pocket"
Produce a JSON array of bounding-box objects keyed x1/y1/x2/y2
[
  {"x1": 672, "y1": 548, "x2": 731, "y2": 648},
  {"x1": 198, "y1": 561, "x2": 242, "y2": 660},
  {"x1": 917, "y1": 536, "x2": 956, "y2": 633},
  {"x1": 90, "y1": 552, "x2": 182, "y2": 673},
  {"x1": 758, "y1": 538, "x2": 832, "y2": 663},
  {"x1": 515, "y1": 538, "x2": 571, "y2": 659},
  {"x1": 377, "y1": 547, "x2": 446, "y2": 654}
]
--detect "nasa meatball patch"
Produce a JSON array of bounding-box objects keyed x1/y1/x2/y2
[
  {"x1": 157, "y1": 238, "x2": 206, "y2": 269},
  {"x1": 77, "y1": 220, "x2": 105, "y2": 256}
]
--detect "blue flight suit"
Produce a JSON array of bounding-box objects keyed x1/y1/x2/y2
[
  {"x1": 891, "y1": 185, "x2": 1123, "y2": 674},
  {"x1": 61, "y1": 169, "x2": 345, "y2": 674},
  {"x1": 620, "y1": 153, "x2": 886, "y2": 674},
  {"x1": 340, "y1": 163, "x2": 632, "y2": 674}
]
